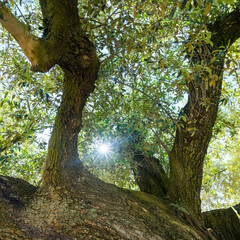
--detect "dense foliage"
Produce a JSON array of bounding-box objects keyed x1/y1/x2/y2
[{"x1": 0, "y1": 0, "x2": 239, "y2": 211}]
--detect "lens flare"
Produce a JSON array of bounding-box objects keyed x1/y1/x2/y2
[{"x1": 98, "y1": 144, "x2": 110, "y2": 154}]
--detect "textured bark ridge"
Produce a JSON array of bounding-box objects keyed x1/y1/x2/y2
[
  {"x1": 0, "y1": 176, "x2": 36, "y2": 240},
  {"x1": 0, "y1": 174, "x2": 216, "y2": 240}
]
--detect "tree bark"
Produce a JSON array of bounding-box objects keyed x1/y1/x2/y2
[
  {"x1": 168, "y1": 8, "x2": 240, "y2": 217},
  {"x1": 1, "y1": 1, "x2": 240, "y2": 235},
  {"x1": 0, "y1": 174, "x2": 216, "y2": 240},
  {"x1": 39, "y1": 0, "x2": 99, "y2": 185},
  {"x1": 1, "y1": 0, "x2": 99, "y2": 186},
  {"x1": 42, "y1": 63, "x2": 99, "y2": 186},
  {"x1": 124, "y1": 130, "x2": 169, "y2": 197},
  {"x1": 0, "y1": 3, "x2": 50, "y2": 71},
  {"x1": 203, "y1": 204, "x2": 240, "y2": 240},
  {"x1": 132, "y1": 151, "x2": 169, "y2": 198}
]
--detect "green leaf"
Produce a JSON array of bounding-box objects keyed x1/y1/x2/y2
[
  {"x1": 45, "y1": 93, "x2": 49, "y2": 103},
  {"x1": 204, "y1": 3, "x2": 212, "y2": 16},
  {"x1": 224, "y1": 0, "x2": 235, "y2": 4},
  {"x1": 181, "y1": 115, "x2": 187, "y2": 122},
  {"x1": 118, "y1": 159, "x2": 126, "y2": 164}
]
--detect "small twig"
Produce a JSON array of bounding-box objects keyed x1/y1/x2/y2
[
  {"x1": 2, "y1": 33, "x2": 10, "y2": 64},
  {"x1": 151, "y1": 128, "x2": 171, "y2": 157},
  {"x1": 9, "y1": 0, "x2": 29, "y2": 26}
]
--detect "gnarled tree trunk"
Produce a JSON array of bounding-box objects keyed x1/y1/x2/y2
[
  {"x1": 42, "y1": 66, "x2": 99, "y2": 186},
  {"x1": 0, "y1": 0, "x2": 98, "y2": 186},
  {"x1": 0, "y1": 1, "x2": 240, "y2": 238}
]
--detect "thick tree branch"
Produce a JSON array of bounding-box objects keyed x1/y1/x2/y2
[
  {"x1": 39, "y1": 0, "x2": 80, "y2": 37},
  {"x1": 0, "y1": 3, "x2": 55, "y2": 72},
  {"x1": 210, "y1": 7, "x2": 240, "y2": 47},
  {"x1": 125, "y1": 130, "x2": 169, "y2": 198}
]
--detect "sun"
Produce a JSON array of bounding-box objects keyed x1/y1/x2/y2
[
  {"x1": 98, "y1": 144, "x2": 110, "y2": 154},
  {"x1": 94, "y1": 140, "x2": 113, "y2": 159}
]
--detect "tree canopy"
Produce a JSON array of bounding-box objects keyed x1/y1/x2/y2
[{"x1": 0, "y1": 0, "x2": 240, "y2": 239}]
